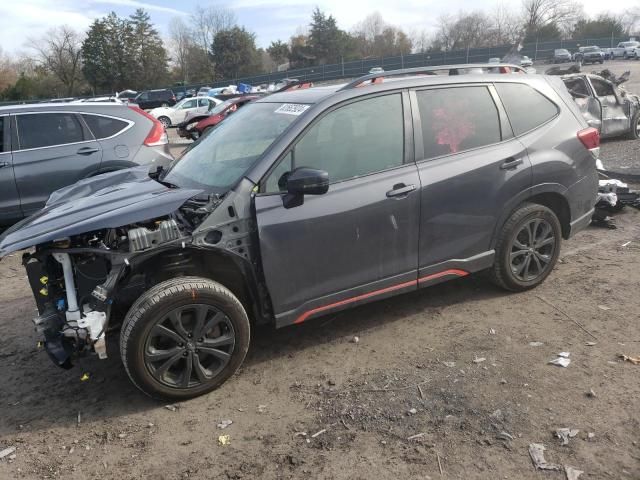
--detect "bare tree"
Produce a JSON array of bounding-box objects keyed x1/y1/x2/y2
[
  {"x1": 491, "y1": 2, "x2": 523, "y2": 45},
  {"x1": 27, "y1": 26, "x2": 83, "y2": 96},
  {"x1": 521, "y1": 0, "x2": 581, "y2": 34},
  {"x1": 0, "y1": 47, "x2": 18, "y2": 93},
  {"x1": 190, "y1": 5, "x2": 236, "y2": 52},
  {"x1": 169, "y1": 17, "x2": 193, "y2": 83},
  {"x1": 411, "y1": 29, "x2": 431, "y2": 53}
]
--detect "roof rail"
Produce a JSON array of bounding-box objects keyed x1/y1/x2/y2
[
  {"x1": 274, "y1": 80, "x2": 314, "y2": 93},
  {"x1": 339, "y1": 64, "x2": 528, "y2": 91}
]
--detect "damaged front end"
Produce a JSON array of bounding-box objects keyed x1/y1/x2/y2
[{"x1": 0, "y1": 167, "x2": 240, "y2": 369}]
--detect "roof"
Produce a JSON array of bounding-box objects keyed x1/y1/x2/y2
[{"x1": 0, "y1": 102, "x2": 130, "y2": 113}]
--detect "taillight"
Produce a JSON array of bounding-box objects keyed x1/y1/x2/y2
[
  {"x1": 577, "y1": 127, "x2": 600, "y2": 149},
  {"x1": 129, "y1": 105, "x2": 168, "y2": 146}
]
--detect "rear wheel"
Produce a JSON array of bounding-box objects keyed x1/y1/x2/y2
[
  {"x1": 627, "y1": 112, "x2": 640, "y2": 140},
  {"x1": 120, "y1": 277, "x2": 250, "y2": 400},
  {"x1": 491, "y1": 203, "x2": 561, "y2": 292}
]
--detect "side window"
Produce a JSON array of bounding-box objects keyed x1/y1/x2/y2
[
  {"x1": 17, "y1": 113, "x2": 85, "y2": 150},
  {"x1": 265, "y1": 93, "x2": 404, "y2": 191},
  {"x1": 138, "y1": 92, "x2": 149, "y2": 101},
  {"x1": 181, "y1": 99, "x2": 197, "y2": 109},
  {"x1": 82, "y1": 114, "x2": 129, "y2": 139},
  {"x1": 563, "y1": 78, "x2": 590, "y2": 98},
  {"x1": 199, "y1": 98, "x2": 211, "y2": 108},
  {"x1": 495, "y1": 83, "x2": 559, "y2": 136},
  {"x1": 0, "y1": 117, "x2": 5, "y2": 153},
  {"x1": 416, "y1": 86, "x2": 501, "y2": 159},
  {"x1": 591, "y1": 78, "x2": 614, "y2": 97}
]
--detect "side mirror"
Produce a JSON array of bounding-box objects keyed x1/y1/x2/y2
[{"x1": 282, "y1": 167, "x2": 329, "y2": 209}]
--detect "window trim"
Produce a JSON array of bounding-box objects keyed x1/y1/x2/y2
[
  {"x1": 410, "y1": 83, "x2": 507, "y2": 164},
  {"x1": 80, "y1": 112, "x2": 134, "y2": 141},
  {"x1": 0, "y1": 114, "x2": 9, "y2": 155},
  {"x1": 13, "y1": 111, "x2": 133, "y2": 151},
  {"x1": 257, "y1": 90, "x2": 412, "y2": 195},
  {"x1": 494, "y1": 82, "x2": 560, "y2": 138}
]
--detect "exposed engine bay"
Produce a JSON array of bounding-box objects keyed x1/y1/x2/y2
[{"x1": 19, "y1": 180, "x2": 260, "y2": 370}]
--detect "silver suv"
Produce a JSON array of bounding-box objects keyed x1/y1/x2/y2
[
  {"x1": 0, "y1": 65, "x2": 598, "y2": 399},
  {"x1": 0, "y1": 103, "x2": 172, "y2": 224}
]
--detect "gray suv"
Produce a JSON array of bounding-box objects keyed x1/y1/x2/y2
[
  {"x1": 0, "y1": 103, "x2": 173, "y2": 225},
  {"x1": 0, "y1": 65, "x2": 598, "y2": 400}
]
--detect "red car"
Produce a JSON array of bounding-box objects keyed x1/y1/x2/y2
[{"x1": 177, "y1": 96, "x2": 259, "y2": 140}]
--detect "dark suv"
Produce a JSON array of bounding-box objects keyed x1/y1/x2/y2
[
  {"x1": 0, "y1": 65, "x2": 598, "y2": 400},
  {"x1": 134, "y1": 89, "x2": 177, "y2": 109}
]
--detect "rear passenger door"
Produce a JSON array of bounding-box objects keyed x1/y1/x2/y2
[
  {"x1": 12, "y1": 112, "x2": 103, "y2": 215},
  {"x1": 411, "y1": 84, "x2": 532, "y2": 281},
  {"x1": 589, "y1": 77, "x2": 628, "y2": 137},
  {"x1": 0, "y1": 115, "x2": 21, "y2": 224},
  {"x1": 255, "y1": 92, "x2": 421, "y2": 326}
]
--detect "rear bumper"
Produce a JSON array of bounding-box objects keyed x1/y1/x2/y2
[{"x1": 568, "y1": 207, "x2": 594, "y2": 238}]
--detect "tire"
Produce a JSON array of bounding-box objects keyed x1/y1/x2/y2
[
  {"x1": 158, "y1": 116, "x2": 171, "y2": 128},
  {"x1": 490, "y1": 203, "x2": 561, "y2": 292},
  {"x1": 626, "y1": 111, "x2": 640, "y2": 140},
  {"x1": 120, "y1": 277, "x2": 250, "y2": 400}
]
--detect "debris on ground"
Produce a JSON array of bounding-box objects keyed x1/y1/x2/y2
[
  {"x1": 442, "y1": 361, "x2": 456, "y2": 368},
  {"x1": 619, "y1": 354, "x2": 640, "y2": 365},
  {"x1": 586, "y1": 342, "x2": 597, "y2": 346},
  {"x1": 217, "y1": 419, "x2": 233, "y2": 429},
  {"x1": 489, "y1": 328, "x2": 496, "y2": 335},
  {"x1": 165, "y1": 404, "x2": 179, "y2": 412},
  {"x1": 565, "y1": 465, "x2": 584, "y2": 480},
  {"x1": 472, "y1": 357, "x2": 486, "y2": 364},
  {"x1": 529, "y1": 443, "x2": 561, "y2": 471},
  {"x1": 549, "y1": 353, "x2": 571, "y2": 368},
  {"x1": 586, "y1": 388, "x2": 596, "y2": 398},
  {"x1": 622, "y1": 241, "x2": 631, "y2": 248},
  {"x1": 407, "y1": 408, "x2": 417, "y2": 415},
  {"x1": 311, "y1": 429, "x2": 326, "y2": 438},
  {"x1": 350, "y1": 336, "x2": 359, "y2": 344},
  {"x1": 496, "y1": 431, "x2": 514, "y2": 442},
  {"x1": 587, "y1": 432, "x2": 596, "y2": 440},
  {"x1": 257, "y1": 404, "x2": 267, "y2": 413},
  {"x1": 0, "y1": 446, "x2": 16, "y2": 460},
  {"x1": 555, "y1": 428, "x2": 580, "y2": 445},
  {"x1": 598, "y1": 305, "x2": 611, "y2": 311},
  {"x1": 218, "y1": 435, "x2": 230, "y2": 446},
  {"x1": 407, "y1": 433, "x2": 426, "y2": 441},
  {"x1": 529, "y1": 341, "x2": 544, "y2": 347}
]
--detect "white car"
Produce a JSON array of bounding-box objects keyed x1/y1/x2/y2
[{"x1": 149, "y1": 96, "x2": 221, "y2": 128}]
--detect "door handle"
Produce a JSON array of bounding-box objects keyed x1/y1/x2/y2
[
  {"x1": 77, "y1": 147, "x2": 100, "y2": 155},
  {"x1": 386, "y1": 183, "x2": 416, "y2": 198},
  {"x1": 500, "y1": 157, "x2": 524, "y2": 170},
  {"x1": 0, "y1": 162, "x2": 9, "y2": 168}
]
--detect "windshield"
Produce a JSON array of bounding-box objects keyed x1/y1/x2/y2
[
  {"x1": 584, "y1": 47, "x2": 600, "y2": 52},
  {"x1": 161, "y1": 102, "x2": 305, "y2": 193}
]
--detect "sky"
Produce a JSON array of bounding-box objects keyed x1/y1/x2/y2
[{"x1": 0, "y1": 0, "x2": 636, "y2": 55}]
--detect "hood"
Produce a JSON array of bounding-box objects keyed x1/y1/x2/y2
[{"x1": 0, "y1": 167, "x2": 202, "y2": 256}]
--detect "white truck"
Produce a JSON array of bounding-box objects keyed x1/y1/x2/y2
[{"x1": 611, "y1": 41, "x2": 640, "y2": 59}]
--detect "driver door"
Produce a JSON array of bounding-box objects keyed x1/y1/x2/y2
[
  {"x1": 254, "y1": 92, "x2": 421, "y2": 327},
  {"x1": 589, "y1": 76, "x2": 628, "y2": 137}
]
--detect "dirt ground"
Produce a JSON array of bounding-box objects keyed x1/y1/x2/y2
[{"x1": 2, "y1": 63, "x2": 640, "y2": 480}]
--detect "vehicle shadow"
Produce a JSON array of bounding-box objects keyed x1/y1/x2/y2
[{"x1": 0, "y1": 273, "x2": 505, "y2": 436}]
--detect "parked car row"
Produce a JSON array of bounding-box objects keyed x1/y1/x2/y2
[{"x1": 553, "y1": 42, "x2": 640, "y2": 64}]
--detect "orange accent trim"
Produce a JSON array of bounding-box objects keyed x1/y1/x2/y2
[
  {"x1": 293, "y1": 269, "x2": 468, "y2": 324},
  {"x1": 418, "y1": 269, "x2": 469, "y2": 283},
  {"x1": 293, "y1": 279, "x2": 416, "y2": 324}
]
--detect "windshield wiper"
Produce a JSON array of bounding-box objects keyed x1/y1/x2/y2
[{"x1": 149, "y1": 165, "x2": 178, "y2": 188}]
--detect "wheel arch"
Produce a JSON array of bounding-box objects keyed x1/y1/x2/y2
[
  {"x1": 117, "y1": 245, "x2": 272, "y2": 325},
  {"x1": 492, "y1": 184, "x2": 572, "y2": 248}
]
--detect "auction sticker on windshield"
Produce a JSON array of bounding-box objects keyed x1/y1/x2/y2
[{"x1": 275, "y1": 104, "x2": 310, "y2": 116}]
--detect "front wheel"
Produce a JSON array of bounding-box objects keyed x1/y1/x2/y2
[
  {"x1": 158, "y1": 116, "x2": 171, "y2": 128},
  {"x1": 490, "y1": 203, "x2": 561, "y2": 292},
  {"x1": 120, "y1": 277, "x2": 250, "y2": 400}
]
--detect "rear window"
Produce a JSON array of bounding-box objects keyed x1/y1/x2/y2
[
  {"x1": 416, "y1": 86, "x2": 501, "y2": 159},
  {"x1": 82, "y1": 114, "x2": 129, "y2": 139},
  {"x1": 17, "y1": 113, "x2": 86, "y2": 150},
  {"x1": 495, "y1": 83, "x2": 559, "y2": 136}
]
